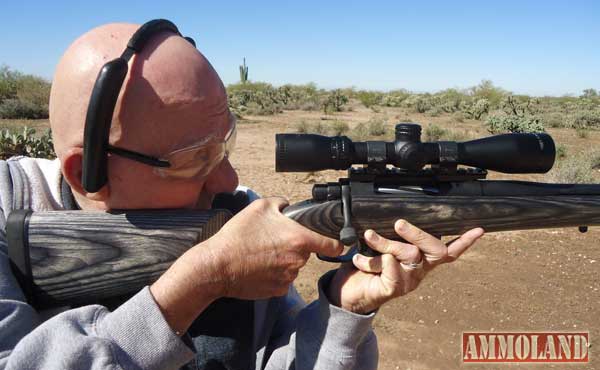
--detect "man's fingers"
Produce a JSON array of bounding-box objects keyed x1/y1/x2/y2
[
  {"x1": 364, "y1": 230, "x2": 422, "y2": 263},
  {"x1": 394, "y1": 220, "x2": 445, "y2": 254},
  {"x1": 394, "y1": 220, "x2": 449, "y2": 264},
  {"x1": 352, "y1": 254, "x2": 383, "y2": 273},
  {"x1": 446, "y1": 227, "x2": 485, "y2": 261}
]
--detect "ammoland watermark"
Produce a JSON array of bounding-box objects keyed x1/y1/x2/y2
[{"x1": 462, "y1": 332, "x2": 589, "y2": 363}]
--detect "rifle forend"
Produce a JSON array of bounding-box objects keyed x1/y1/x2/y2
[{"x1": 276, "y1": 123, "x2": 600, "y2": 263}]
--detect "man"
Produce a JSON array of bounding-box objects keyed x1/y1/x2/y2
[{"x1": 0, "y1": 22, "x2": 484, "y2": 369}]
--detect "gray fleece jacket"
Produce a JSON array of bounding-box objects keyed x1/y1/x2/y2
[{"x1": 0, "y1": 157, "x2": 378, "y2": 370}]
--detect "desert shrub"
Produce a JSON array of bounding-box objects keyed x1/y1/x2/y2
[
  {"x1": 424, "y1": 124, "x2": 448, "y2": 141},
  {"x1": 436, "y1": 88, "x2": 467, "y2": 113},
  {"x1": 426, "y1": 106, "x2": 443, "y2": 117},
  {"x1": 0, "y1": 127, "x2": 55, "y2": 159},
  {"x1": 277, "y1": 83, "x2": 321, "y2": 110},
  {"x1": 0, "y1": 66, "x2": 50, "y2": 119},
  {"x1": 350, "y1": 123, "x2": 369, "y2": 141},
  {"x1": 463, "y1": 98, "x2": 489, "y2": 120},
  {"x1": 295, "y1": 120, "x2": 311, "y2": 134},
  {"x1": 502, "y1": 95, "x2": 541, "y2": 117},
  {"x1": 452, "y1": 111, "x2": 465, "y2": 122},
  {"x1": 569, "y1": 110, "x2": 600, "y2": 129},
  {"x1": 322, "y1": 89, "x2": 349, "y2": 114},
  {"x1": 548, "y1": 152, "x2": 597, "y2": 183},
  {"x1": 0, "y1": 66, "x2": 19, "y2": 102},
  {"x1": 486, "y1": 114, "x2": 545, "y2": 134},
  {"x1": 540, "y1": 112, "x2": 567, "y2": 128},
  {"x1": 0, "y1": 99, "x2": 48, "y2": 119},
  {"x1": 227, "y1": 82, "x2": 282, "y2": 116},
  {"x1": 228, "y1": 82, "x2": 326, "y2": 116},
  {"x1": 331, "y1": 121, "x2": 350, "y2": 136},
  {"x1": 591, "y1": 152, "x2": 600, "y2": 169},
  {"x1": 356, "y1": 90, "x2": 383, "y2": 108},
  {"x1": 367, "y1": 117, "x2": 387, "y2": 136},
  {"x1": 555, "y1": 144, "x2": 567, "y2": 160},
  {"x1": 312, "y1": 121, "x2": 327, "y2": 135},
  {"x1": 445, "y1": 129, "x2": 472, "y2": 142},
  {"x1": 381, "y1": 90, "x2": 410, "y2": 107},
  {"x1": 576, "y1": 128, "x2": 589, "y2": 139}
]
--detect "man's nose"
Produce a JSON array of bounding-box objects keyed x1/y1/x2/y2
[{"x1": 203, "y1": 158, "x2": 239, "y2": 194}]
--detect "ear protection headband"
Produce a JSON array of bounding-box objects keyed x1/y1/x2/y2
[{"x1": 82, "y1": 19, "x2": 196, "y2": 192}]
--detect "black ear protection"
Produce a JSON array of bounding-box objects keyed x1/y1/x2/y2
[{"x1": 82, "y1": 19, "x2": 196, "y2": 193}]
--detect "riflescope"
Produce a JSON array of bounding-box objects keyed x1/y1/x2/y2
[{"x1": 276, "y1": 123, "x2": 555, "y2": 174}]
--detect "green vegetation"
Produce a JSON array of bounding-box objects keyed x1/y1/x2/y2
[
  {"x1": 367, "y1": 117, "x2": 387, "y2": 136},
  {"x1": 0, "y1": 66, "x2": 51, "y2": 119},
  {"x1": 239, "y1": 58, "x2": 249, "y2": 84},
  {"x1": 330, "y1": 121, "x2": 350, "y2": 136},
  {"x1": 321, "y1": 89, "x2": 349, "y2": 114},
  {"x1": 549, "y1": 150, "x2": 599, "y2": 184},
  {"x1": 0, "y1": 127, "x2": 55, "y2": 159}
]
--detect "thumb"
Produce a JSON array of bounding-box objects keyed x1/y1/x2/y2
[{"x1": 297, "y1": 226, "x2": 344, "y2": 257}]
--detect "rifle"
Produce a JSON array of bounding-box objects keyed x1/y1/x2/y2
[{"x1": 7, "y1": 123, "x2": 600, "y2": 309}]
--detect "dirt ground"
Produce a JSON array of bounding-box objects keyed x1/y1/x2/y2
[
  {"x1": 230, "y1": 106, "x2": 598, "y2": 370},
  {"x1": 4, "y1": 107, "x2": 598, "y2": 369}
]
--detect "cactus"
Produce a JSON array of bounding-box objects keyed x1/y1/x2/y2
[{"x1": 239, "y1": 58, "x2": 249, "y2": 84}]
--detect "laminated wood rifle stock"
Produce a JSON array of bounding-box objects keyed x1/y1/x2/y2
[{"x1": 8, "y1": 209, "x2": 231, "y2": 309}]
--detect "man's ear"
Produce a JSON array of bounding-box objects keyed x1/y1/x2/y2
[{"x1": 61, "y1": 147, "x2": 110, "y2": 202}]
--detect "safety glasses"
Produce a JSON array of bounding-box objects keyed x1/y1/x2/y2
[{"x1": 106, "y1": 113, "x2": 237, "y2": 179}]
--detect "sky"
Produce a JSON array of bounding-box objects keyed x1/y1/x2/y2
[{"x1": 0, "y1": 0, "x2": 598, "y2": 96}]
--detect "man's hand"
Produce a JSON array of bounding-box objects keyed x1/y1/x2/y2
[
  {"x1": 150, "y1": 197, "x2": 343, "y2": 334},
  {"x1": 327, "y1": 220, "x2": 484, "y2": 314},
  {"x1": 208, "y1": 197, "x2": 343, "y2": 298}
]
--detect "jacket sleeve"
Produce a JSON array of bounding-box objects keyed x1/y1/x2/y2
[
  {"x1": 262, "y1": 270, "x2": 378, "y2": 370},
  {"x1": 0, "y1": 205, "x2": 195, "y2": 370}
]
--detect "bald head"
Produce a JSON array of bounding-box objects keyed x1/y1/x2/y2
[{"x1": 49, "y1": 22, "x2": 229, "y2": 160}]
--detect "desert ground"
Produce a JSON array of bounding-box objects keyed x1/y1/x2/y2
[{"x1": 3, "y1": 104, "x2": 598, "y2": 370}]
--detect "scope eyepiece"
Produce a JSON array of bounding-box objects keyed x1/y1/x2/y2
[{"x1": 276, "y1": 123, "x2": 556, "y2": 174}]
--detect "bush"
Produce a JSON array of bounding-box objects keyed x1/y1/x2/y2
[
  {"x1": 576, "y1": 128, "x2": 589, "y2": 139},
  {"x1": 356, "y1": 91, "x2": 382, "y2": 108},
  {"x1": 555, "y1": 144, "x2": 567, "y2": 160},
  {"x1": 0, "y1": 99, "x2": 48, "y2": 119},
  {"x1": 350, "y1": 123, "x2": 369, "y2": 141},
  {"x1": 312, "y1": 121, "x2": 327, "y2": 135},
  {"x1": 540, "y1": 112, "x2": 567, "y2": 128},
  {"x1": 548, "y1": 152, "x2": 597, "y2": 183},
  {"x1": 569, "y1": 110, "x2": 600, "y2": 129},
  {"x1": 0, "y1": 127, "x2": 55, "y2": 159},
  {"x1": 367, "y1": 117, "x2": 387, "y2": 136},
  {"x1": 381, "y1": 90, "x2": 410, "y2": 107},
  {"x1": 322, "y1": 89, "x2": 349, "y2": 114},
  {"x1": 331, "y1": 121, "x2": 350, "y2": 136},
  {"x1": 0, "y1": 66, "x2": 50, "y2": 119},
  {"x1": 424, "y1": 124, "x2": 448, "y2": 141},
  {"x1": 295, "y1": 120, "x2": 311, "y2": 134},
  {"x1": 485, "y1": 114, "x2": 545, "y2": 134},
  {"x1": 463, "y1": 99, "x2": 489, "y2": 120}
]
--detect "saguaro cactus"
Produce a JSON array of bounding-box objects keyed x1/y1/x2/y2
[{"x1": 239, "y1": 58, "x2": 249, "y2": 84}]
